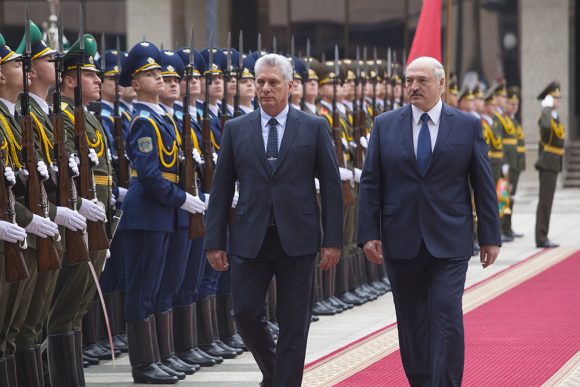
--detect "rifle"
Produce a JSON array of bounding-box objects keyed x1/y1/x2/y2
[
  {"x1": 220, "y1": 32, "x2": 231, "y2": 133},
  {"x1": 21, "y1": 7, "x2": 61, "y2": 272},
  {"x1": 352, "y1": 47, "x2": 364, "y2": 169},
  {"x1": 371, "y1": 47, "x2": 378, "y2": 120},
  {"x1": 332, "y1": 45, "x2": 355, "y2": 207},
  {"x1": 182, "y1": 27, "x2": 204, "y2": 239},
  {"x1": 113, "y1": 36, "x2": 129, "y2": 188},
  {"x1": 53, "y1": 8, "x2": 89, "y2": 264},
  {"x1": 233, "y1": 30, "x2": 243, "y2": 118},
  {"x1": 74, "y1": 9, "x2": 109, "y2": 252},
  {"x1": 202, "y1": 35, "x2": 215, "y2": 191},
  {"x1": 0, "y1": 153, "x2": 29, "y2": 282},
  {"x1": 301, "y1": 38, "x2": 311, "y2": 111},
  {"x1": 390, "y1": 51, "x2": 397, "y2": 111},
  {"x1": 384, "y1": 47, "x2": 392, "y2": 111}
]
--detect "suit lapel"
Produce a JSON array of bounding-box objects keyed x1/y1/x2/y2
[
  {"x1": 424, "y1": 103, "x2": 453, "y2": 175},
  {"x1": 400, "y1": 105, "x2": 421, "y2": 175},
  {"x1": 273, "y1": 106, "x2": 299, "y2": 175},
  {"x1": 249, "y1": 110, "x2": 271, "y2": 174}
]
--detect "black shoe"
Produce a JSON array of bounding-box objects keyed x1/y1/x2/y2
[
  {"x1": 266, "y1": 320, "x2": 279, "y2": 336},
  {"x1": 222, "y1": 333, "x2": 247, "y2": 351},
  {"x1": 194, "y1": 347, "x2": 223, "y2": 364},
  {"x1": 537, "y1": 240, "x2": 559, "y2": 248},
  {"x1": 157, "y1": 362, "x2": 185, "y2": 380},
  {"x1": 501, "y1": 233, "x2": 515, "y2": 243},
  {"x1": 216, "y1": 339, "x2": 243, "y2": 355},
  {"x1": 361, "y1": 284, "x2": 380, "y2": 299},
  {"x1": 312, "y1": 301, "x2": 337, "y2": 315},
  {"x1": 324, "y1": 297, "x2": 345, "y2": 312},
  {"x1": 162, "y1": 355, "x2": 198, "y2": 375},
  {"x1": 510, "y1": 229, "x2": 524, "y2": 238},
  {"x1": 311, "y1": 314, "x2": 320, "y2": 322},
  {"x1": 83, "y1": 342, "x2": 119, "y2": 360},
  {"x1": 199, "y1": 341, "x2": 238, "y2": 359},
  {"x1": 83, "y1": 358, "x2": 90, "y2": 368},
  {"x1": 132, "y1": 363, "x2": 178, "y2": 384},
  {"x1": 331, "y1": 295, "x2": 354, "y2": 310},
  {"x1": 370, "y1": 281, "x2": 389, "y2": 294},
  {"x1": 83, "y1": 353, "x2": 100, "y2": 366},
  {"x1": 339, "y1": 292, "x2": 365, "y2": 306},
  {"x1": 352, "y1": 287, "x2": 371, "y2": 303},
  {"x1": 100, "y1": 335, "x2": 129, "y2": 353},
  {"x1": 176, "y1": 348, "x2": 217, "y2": 367}
]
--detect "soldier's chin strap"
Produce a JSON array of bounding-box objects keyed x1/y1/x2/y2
[{"x1": 88, "y1": 259, "x2": 116, "y2": 368}]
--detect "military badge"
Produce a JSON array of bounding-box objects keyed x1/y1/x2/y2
[{"x1": 137, "y1": 137, "x2": 153, "y2": 153}]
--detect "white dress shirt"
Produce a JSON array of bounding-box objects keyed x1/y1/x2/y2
[
  {"x1": 0, "y1": 98, "x2": 16, "y2": 116},
  {"x1": 260, "y1": 104, "x2": 289, "y2": 152},
  {"x1": 30, "y1": 93, "x2": 50, "y2": 115},
  {"x1": 411, "y1": 99, "x2": 443, "y2": 156}
]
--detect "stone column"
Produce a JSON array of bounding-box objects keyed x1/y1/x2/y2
[
  {"x1": 520, "y1": 0, "x2": 571, "y2": 146},
  {"x1": 126, "y1": 0, "x2": 175, "y2": 48}
]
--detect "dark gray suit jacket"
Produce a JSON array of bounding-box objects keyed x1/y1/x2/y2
[{"x1": 205, "y1": 106, "x2": 343, "y2": 258}]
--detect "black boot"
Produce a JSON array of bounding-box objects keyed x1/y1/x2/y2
[
  {"x1": 0, "y1": 357, "x2": 8, "y2": 387},
  {"x1": 173, "y1": 303, "x2": 219, "y2": 367},
  {"x1": 6, "y1": 355, "x2": 17, "y2": 387},
  {"x1": 115, "y1": 290, "x2": 128, "y2": 346},
  {"x1": 210, "y1": 295, "x2": 242, "y2": 355},
  {"x1": 149, "y1": 315, "x2": 185, "y2": 380},
  {"x1": 155, "y1": 310, "x2": 198, "y2": 375},
  {"x1": 83, "y1": 301, "x2": 111, "y2": 360},
  {"x1": 73, "y1": 330, "x2": 86, "y2": 386},
  {"x1": 197, "y1": 298, "x2": 237, "y2": 359},
  {"x1": 34, "y1": 345, "x2": 45, "y2": 387},
  {"x1": 48, "y1": 332, "x2": 80, "y2": 387},
  {"x1": 217, "y1": 295, "x2": 247, "y2": 351},
  {"x1": 127, "y1": 317, "x2": 178, "y2": 384},
  {"x1": 15, "y1": 347, "x2": 41, "y2": 387}
]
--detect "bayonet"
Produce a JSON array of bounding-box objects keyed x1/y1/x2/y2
[
  {"x1": 238, "y1": 30, "x2": 244, "y2": 69},
  {"x1": 190, "y1": 28, "x2": 195, "y2": 67},
  {"x1": 101, "y1": 34, "x2": 106, "y2": 73},
  {"x1": 257, "y1": 33, "x2": 262, "y2": 57},
  {"x1": 272, "y1": 36, "x2": 277, "y2": 54},
  {"x1": 226, "y1": 32, "x2": 232, "y2": 71},
  {"x1": 235, "y1": 30, "x2": 243, "y2": 117},
  {"x1": 57, "y1": 6, "x2": 64, "y2": 52},
  {"x1": 387, "y1": 47, "x2": 392, "y2": 79}
]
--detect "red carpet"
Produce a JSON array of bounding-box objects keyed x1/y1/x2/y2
[{"x1": 333, "y1": 250, "x2": 580, "y2": 386}]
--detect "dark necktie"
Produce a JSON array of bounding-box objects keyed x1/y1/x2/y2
[
  {"x1": 417, "y1": 112, "x2": 432, "y2": 175},
  {"x1": 266, "y1": 117, "x2": 279, "y2": 173}
]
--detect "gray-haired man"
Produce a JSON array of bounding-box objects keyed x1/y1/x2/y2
[{"x1": 205, "y1": 54, "x2": 343, "y2": 387}]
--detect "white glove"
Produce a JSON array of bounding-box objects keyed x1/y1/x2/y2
[
  {"x1": 354, "y1": 168, "x2": 362, "y2": 183},
  {"x1": 231, "y1": 190, "x2": 239, "y2": 208},
  {"x1": 117, "y1": 187, "x2": 128, "y2": 202},
  {"x1": 314, "y1": 178, "x2": 320, "y2": 192},
  {"x1": 55, "y1": 207, "x2": 87, "y2": 231},
  {"x1": 0, "y1": 220, "x2": 27, "y2": 243},
  {"x1": 79, "y1": 199, "x2": 107, "y2": 222},
  {"x1": 360, "y1": 136, "x2": 368, "y2": 149},
  {"x1": 88, "y1": 148, "x2": 99, "y2": 167},
  {"x1": 203, "y1": 193, "x2": 210, "y2": 206},
  {"x1": 341, "y1": 137, "x2": 348, "y2": 150},
  {"x1": 192, "y1": 149, "x2": 202, "y2": 164},
  {"x1": 180, "y1": 192, "x2": 206, "y2": 214},
  {"x1": 541, "y1": 95, "x2": 554, "y2": 109},
  {"x1": 349, "y1": 141, "x2": 357, "y2": 151},
  {"x1": 24, "y1": 214, "x2": 59, "y2": 238},
  {"x1": 105, "y1": 249, "x2": 111, "y2": 259},
  {"x1": 50, "y1": 162, "x2": 59, "y2": 174},
  {"x1": 212, "y1": 152, "x2": 218, "y2": 165},
  {"x1": 69, "y1": 156, "x2": 80, "y2": 177},
  {"x1": 502, "y1": 164, "x2": 509, "y2": 177},
  {"x1": 4, "y1": 166, "x2": 16, "y2": 186},
  {"x1": 110, "y1": 194, "x2": 117, "y2": 208},
  {"x1": 37, "y1": 161, "x2": 49, "y2": 180},
  {"x1": 339, "y1": 167, "x2": 354, "y2": 181}
]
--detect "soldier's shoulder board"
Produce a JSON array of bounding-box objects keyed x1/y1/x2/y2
[
  {"x1": 139, "y1": 110, "x2": 151, "y2": 119},
  {"x1": 101, "y1": 108, "x2": 112, "y2": 117},
  {"x1": 175, "y1": 110, "x2": 183, "y2": 121}
]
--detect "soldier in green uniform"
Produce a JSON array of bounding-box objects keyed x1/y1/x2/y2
[
  {"x1": 446, "y1": 74, "x2": 459, "y2": 108},
  {"x1": 535, "y1": 81, "x2": 564, "y2": 248},
  {"x1": 47, "y1": 33, "x2": 111, "y2": 386},
  {"x1": 481, "y1": 85, "x2": 504, "y2": 183},
  {"x1": 502, "y1": 87, "x2": 524, "y2": 238}
]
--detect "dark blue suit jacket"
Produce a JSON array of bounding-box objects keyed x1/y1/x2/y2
[
  {"x1": 358, "y1": 103, "x2": 501, "y2": 259},
  {"x1": 205, "y1": 106, "x2": 344, "y2": 258}
]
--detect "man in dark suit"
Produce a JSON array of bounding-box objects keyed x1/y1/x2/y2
[
  {"x1": 205, "y1": 53, "x2": 343, "y2": 387},
  {"x1": 358, "y1": 57, "x2": 501, "y2": 387}
]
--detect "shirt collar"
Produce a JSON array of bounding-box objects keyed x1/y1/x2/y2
[
  {"x1": 101, "y1": 100, "x2": 114, "y2": 110},
  {"x1": 471, "y1": 111, "x2": 481, "y2": 119},
  {"x1": 260, "y1": 104, "x2": 289, "y2": 128},
  {"x1": 208, "y1": 103, "x2": 219, "y2": 117},
  {"x1": 160, "y1": 103, "x2": 174, "y2": 116},
  {"x1": 0, "y1": 98, "x2": 15, "y2": 116},
  {"x1": 30, "y1": 93, "x2": 50, "y2": 115},
  {"x1": 134, "y1": 100, "x2": 166, "y2": 116},
  {"x1": 305, "y1": 102, "x2": 317, "y2": 114},
  {"x1": 240, "y1": 105, "x2": 254, "y2": 114},
  {"x1": 411, "y1": 99, "x2": 443, "y2": 125},
  {"x1": 342, "y1": 100, "x2": 353, "y2": 110},
  {"x1": 120, "y1": 100, "x2": 133, "y2": 113}
]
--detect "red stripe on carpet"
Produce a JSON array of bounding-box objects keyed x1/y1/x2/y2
[
  {"x1": 304, "y1": 249, "x2": 547, "y2": 372},
  {"x1": 335, "y1": 250, "x2": 580, "y2": 386}
]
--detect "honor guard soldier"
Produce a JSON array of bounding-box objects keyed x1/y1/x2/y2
[
  {"x1": 290, "y1": 57, "x2": 304, "y2": 110},
  {"x1": 447, "y1": 73, "x2": 459, "y2": 108},
  {"x1": 95, "y1": 48, "x2": 130, "y2": 356},
  {"x1": 302, "y1": 57, "x2": 320, "y2": 115},
  {"x1": 502, "y1": 87, "x2": 524, "y2": 239},
  {"x1": 200, "y1": 47, "x2": 226, "y2": 146},
  {"x1": 458, "y1": 88, "x2": 475, "y2": 113},
  {"x1": 481, "y1": 85, "x2": 504, "y2": 183},
  {"x1": 48, "y1": 32, "x2": 113, "y2": 385},
  {"x1": 535, "y1": 81, "x2": 564, "y2": 248},
  {"x1": 117, "y1": 41, "x2": 206, "y2": 384},
  {"x1": 0, "y1": 31, "x2": 53, "y2": 387},
  {"x1": 238, "y1": 55, "x2": 256, "y2": 114}
]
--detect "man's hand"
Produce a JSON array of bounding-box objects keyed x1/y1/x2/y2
[
  {"x1": 480, "y1": 245, "x2": 500, "y2": 268},
  {"x1": 320, "y1": 247, "x2": 340, "y2": 270},
  {"x1": 207, "y1": 249, "x2": 229, "y2": 271},
  {"x1": 364, "y1": 240, "x2": 384, "y2": 264}
]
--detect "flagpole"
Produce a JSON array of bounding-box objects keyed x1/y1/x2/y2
[{"x1": 444, "y1": 0, "x2": 453, "y2": 102}]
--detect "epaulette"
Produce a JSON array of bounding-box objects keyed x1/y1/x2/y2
[
  {"x1": 60, "y1": 101, "x2": 70, "y2": 111},
  {"x1": 139, "y1": 110, "x2": 150, "y2": 119},
  {"x1": 101, "y1": 108, "x2": 112, "y2": 117}
]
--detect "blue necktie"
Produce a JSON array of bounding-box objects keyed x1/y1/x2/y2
[
  {"x1": 417, "y1": 112, "x2": 432, "y2": 175},
  {"x1": 266, "y1": 117, "x2": 279, "y2": 173}
]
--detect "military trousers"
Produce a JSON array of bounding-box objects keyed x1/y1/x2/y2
[
  {"x1": 535, "y1": 170, "x2": 558, "y2": 245},
  {"x1": 174, "y1": 237, "x2": 205, "y2": 306}
]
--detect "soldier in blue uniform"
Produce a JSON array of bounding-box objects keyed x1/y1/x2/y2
[
  {"x1": 117, "y1": 41, "x2": 206, "y2": 384},
  {"x1": 200, "y1": 47, "x2": 226, "y2": 146}
]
